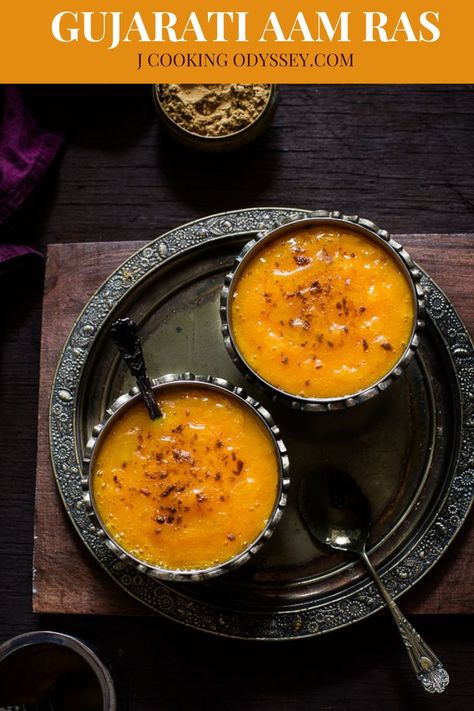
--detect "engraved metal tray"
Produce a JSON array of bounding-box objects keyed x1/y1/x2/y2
[{"x1": 50, "y1": 208, "x2": 474, "y2": 640}]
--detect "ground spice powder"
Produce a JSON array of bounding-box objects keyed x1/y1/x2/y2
[{"x1": 158, "y1": 84, "x2": 271, "y2": 137}]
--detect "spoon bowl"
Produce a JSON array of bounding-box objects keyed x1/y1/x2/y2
[{"x1": 299, "y1": 465, "x2": 370, "y2": 555}]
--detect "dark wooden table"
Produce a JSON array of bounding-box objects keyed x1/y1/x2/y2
[{"x1": 1, "y1": 85, "x2": 473, "y2": 710}]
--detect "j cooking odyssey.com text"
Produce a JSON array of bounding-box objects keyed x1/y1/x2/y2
[{"x1": 136, "y1": 51, "x2": 354, "y2": 70}]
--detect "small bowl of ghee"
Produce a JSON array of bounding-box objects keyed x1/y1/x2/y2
[
  {"x1": 0, "y1": 631, "x2": 116, "y2": 710},
  {"x1": 221, "y1": 211, "x2": 425, "y2": 411},
  {"x1": 83, "y1": 373, "x2": 289, "y2": 582}
]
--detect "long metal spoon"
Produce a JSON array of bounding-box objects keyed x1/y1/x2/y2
[
  {"x1": 299, "y1": 466, "x2": 449, "y2": 693},
  {"x1": 110, "y1": 317, "x2": 161, "y2": 420}
]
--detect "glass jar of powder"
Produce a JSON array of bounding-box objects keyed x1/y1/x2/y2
[{"x1": 153, "y1": 84, "x2": 278, "y2": 152}]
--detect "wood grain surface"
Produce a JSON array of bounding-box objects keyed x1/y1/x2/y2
[
  {"x1": 33, "y1": 235, "x2": 473, "y2": 616},
  {"x1": 2, "y1": 86, "x2": 474, "y2": 710},
  {"x1": 17, "y1": 86, "x2": 474, "y2": 243}
]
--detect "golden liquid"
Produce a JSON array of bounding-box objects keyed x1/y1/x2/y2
[
  {"x1": 231, "y1": 227, "x2": 414, "y2": 398},
  {"x1": 92, "y1": 387, "x2": 279, "y2": 571}
]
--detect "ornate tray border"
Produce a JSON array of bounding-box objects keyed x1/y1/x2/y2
[{"x1": 49, "y1": 208, "x2": 474, "y2": 640}]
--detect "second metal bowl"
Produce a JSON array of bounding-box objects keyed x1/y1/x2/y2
[{"x1": 221, "y1": 210, "x2": 425, "y2": 412}]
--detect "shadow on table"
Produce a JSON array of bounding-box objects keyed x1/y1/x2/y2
[
  {"x1": 155, "y1": 122, "x2": 283, "y2": 214},
  {"x1": 33, "y1": 612, "x2": 474, "y2": 711}
]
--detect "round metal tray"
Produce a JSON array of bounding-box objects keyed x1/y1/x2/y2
[{"x1": 50, "y1": 208, "x2": 474, "y2": 640}]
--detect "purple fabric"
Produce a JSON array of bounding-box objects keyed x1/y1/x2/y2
[
  {"x1": 0, "y1": 243, "x2": 42, "y2": 270},
  {"x1": 0, "y1": 85, "x2": 64, "y2": 268}
]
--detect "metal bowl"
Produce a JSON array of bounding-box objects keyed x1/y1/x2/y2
[
  {"x1": 153, "y1": 84, "x2": 278, "y2": 152},
  {"x1": 0, "y1": 631, "x2": 117, "y2": 710},
  {"x1": 221, "y1": 210, "x2": 425, "y2": 412},
  {"x1": 82, "y1": 373, "x2": 290, "y2": 582}
]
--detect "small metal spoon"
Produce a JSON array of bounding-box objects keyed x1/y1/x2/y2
[
  {"x1": 299, "y1": 466, "x2": 449, "y2": 693},
  {"x1": 110, "y1": 317, "x2": 161, "y2": 420}
]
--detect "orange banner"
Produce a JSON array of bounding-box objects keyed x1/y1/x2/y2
[{"x1": 0, "y1": 1, "x2": 471, "y2": 83}]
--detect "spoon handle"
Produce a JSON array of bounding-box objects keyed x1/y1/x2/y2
[
  {"x1": 110, "y1": 317, "x2": 161, "y2": 420},
  {"x1": 361, "y1": 551, "x2": 449, "y2": 693}
]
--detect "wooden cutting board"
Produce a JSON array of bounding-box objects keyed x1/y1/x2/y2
[{"x1": 33, "y1": 235, "x2": 474, "y2": 615}]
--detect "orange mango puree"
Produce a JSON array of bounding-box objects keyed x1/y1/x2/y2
[
  {"x1": 231, "y1": 227, "x2": 414, "y2": 398},
  {"x1": 92, "y1": 387, "x2": 279, "y2": 571}
]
